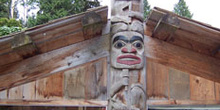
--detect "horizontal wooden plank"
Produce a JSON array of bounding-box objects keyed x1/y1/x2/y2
[
  {"x1": 170, "y1": 30, "x2": 219, "y2": 57},
  {"x1": 36, "y1": 29, "x2": 84, "y2": 53},
  {"x1": 0, "y1": 37, "x2": 13, "y2": 54},
  {"x1": 25, "y1": 6, "x2": 108, "y2": 36},
  {"x1": 0, "y1": 106, "x2": 106, "y2": 110},
  {"x1": 0, "y1": 6, "x2": 108, "y2": 67},
  {"x1": 0, "y1": 35, "x2": 110, "y2": 91},
  {"x1": 144, "y1": 35, "x2": 220, "y2": 83},
  {"x1": 0, "y1": 100, "x2": 107, "y2": 107},
  {"x1": 146, "y1": 7, "x2": 220, "y2": 59},
  {"x1": 147, "y1": 100, "x2": 220, "y2": 105},
  {"x1": 153, "y1": 7, "x2": 220, "y2": 34}
]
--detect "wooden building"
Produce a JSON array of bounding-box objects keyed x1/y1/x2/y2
[{"x1": 0, "y1": 5, "x2": 220, "y2": 110}]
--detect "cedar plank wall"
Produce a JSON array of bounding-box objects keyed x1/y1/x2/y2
[
  {"x1": 0, "y1": 58, "x2": 108, "y2": 107},
  {"x1": 145, "y1": 7, "x2": 220, "y2": 106},
  {"x1": 146, "y1": 60, "x2": 220, "y2": 105},
  {"x1": 1, "y1": 59, "x2": 219, "y2": 106}
]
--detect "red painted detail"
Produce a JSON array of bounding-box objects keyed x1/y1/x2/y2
[
  {"x1": 121, "y1": 47, "x2": 137, "y2": 53},
  {"x1": 121, "y1": 47, "x2": 128, "y2": 53},
  {"x1": 117, "y1": 55, "x2": 141, "y2": 65}
]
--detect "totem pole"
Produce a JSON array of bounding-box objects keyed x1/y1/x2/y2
[{"x1": 109, "y1": 0, "x2": 146, "y2": 110}]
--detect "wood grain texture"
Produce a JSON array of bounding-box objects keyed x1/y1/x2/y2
[
  {"x1": 0, "y1": 100, "x2": 107, "y2": 107},
  {"x1": 36, "y1": 73, "x2": 63, "y2": 100},
  {"x1": 0, "y1": 6, "x2": 108, "y2": 67},
  {"x1": 8, "y1": 86, "x2": 23, "y2": 100},
  {"x1": 215, "y1": 83, "x2": 220, "y2": 101},
  {"x1": 64, "y1": 58, "x2": 107, "y2": 100},
  {"x1": 0, "y1": 35, "x2": 110, "y2": 91},
  {"x1": 35, "y1": 27, "x2": 84, "y2": 53},
  {"x1": 190, "y1": 74, "x2": 215, "y2": 101},
  {"x1": 0, "y1": 106, "x2": 106, "y2": 110},
  {"x1": 146, "y1": 7, "x2": 220, "y2": 59},
  {"x1": 147, "y1": 99, "x2": 220, "y2": 105},
  {"x1": 169, "y1": 68, "x2": 190, "y2": 100},
  {"x1": 146, "y1": 60, "x2": 169, "y2": 99},
  {"x1": 144, "y1": 35, "x2": 220, "y2": 83},
  {"x1": 22, "y1": 81, "x2": 36, "y2": 100}
]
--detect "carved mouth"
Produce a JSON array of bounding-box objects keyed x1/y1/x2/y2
[{"x1": 117, "y1": 55, "x2": 141, "y2": 65}]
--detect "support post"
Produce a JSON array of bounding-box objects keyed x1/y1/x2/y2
[{"x1": 109, "y1": 0, "x2": 146, "y2": 109}]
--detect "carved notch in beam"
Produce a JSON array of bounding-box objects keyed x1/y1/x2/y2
[
  {"x1": 11, "y1": 32, "x2": 39, "y2": 59},
  {"x1": 82, "y1": 11, "x2": 103, "y2": 39}
]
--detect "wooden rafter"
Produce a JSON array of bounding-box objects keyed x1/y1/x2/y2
[
  {"x1": 146, "y1": 7, "x2": 220, "y2": 59},
  {"x1": 0, "y1": 35, "x2": 110, "y2": 91},
  {"x1": 145, "y1": 35, "x2": 220, "y2": 83}
]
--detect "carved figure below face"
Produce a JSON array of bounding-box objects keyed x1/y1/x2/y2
[{"x1": 111, "y1": 31, "x2": 144, "y2": 69}]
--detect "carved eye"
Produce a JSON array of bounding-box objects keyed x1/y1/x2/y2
[
  {"x1": 114, "y1": 41, "x2": 126, "y2": 49},
  {"x1": 133, "y1": 41, "x2": 143, "y2": 49}
]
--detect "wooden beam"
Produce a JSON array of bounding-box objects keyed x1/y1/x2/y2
[
  {"x1": 0, "y1": 6, "x2": 108, "y2": 67},
  {"x1": 25, "y1": 6, "x2": 108, "y2": 36},
  {"x1": 0, "y1": 99, "x2": 107, "y2": 107},
  {"x1": 0, "y1": 35, "x2": 110, "y2": 91},
  {"x1": 146, "y1": 8, "x2": 220, "y2": 59},
  {"x1": 144, "y1": 35, "x2": 220, "y2": 83}
]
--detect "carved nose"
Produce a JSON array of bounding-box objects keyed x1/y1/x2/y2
[{"x1": 121, "y1": 47, "x2": 137, "y2": 53}]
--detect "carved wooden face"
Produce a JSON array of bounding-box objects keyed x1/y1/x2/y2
[{"x1": 111, "y1": 31, "x2": 144, "y2": 69}]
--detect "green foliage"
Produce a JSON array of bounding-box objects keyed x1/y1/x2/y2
[
  {"x1": 0, "y1": 0, "x2": 19, "y2": 19},
  {"x1": 0, "y1": 26, "x2": 22, "y2": 36},
  {"x1": 144, "y1": 0, "x2": 151, "y2": 18},
  {"x1": 0, "y1": 18, "x2": 22, "y2": 27},
  {"x1": 0, "y1": 0, "x2": 9, "y2": 18},
  {"x1": 7, "y1": 18, "x2": 22, "y2": 27},
  {"x1": 27, "y1": 0, "x2": 100, "y2": 28},
  {"x1": 174, "y1": 0, "x2": 193, "y2": 19},
  {"x1": 0, "y1": 18, "x2": 9, "y2": 26},
  {"x1": 0, "y1": 18, "x2": 23, "y2": 37}
]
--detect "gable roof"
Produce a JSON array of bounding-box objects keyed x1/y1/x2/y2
[
  {"x1": 0, "y1": 6, "x2": 108, "y2": 67},
  {"x1": 145, "y1": 7, "x2": 220, "y2": 83},
  {"x1": 146, "y1": 7, "x2": 220, "y2": 59}
]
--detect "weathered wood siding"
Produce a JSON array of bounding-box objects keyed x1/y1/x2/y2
[
  {"x1": 0, "y1": 106, "x2": 106, "y2": 110},
  {"x1": 146, "y1": 59, "x2": 220, "y2": 105},
  {"x1": 0, "y1": 58, "x2": 108, "y2": 106},
  {"x1": 0, "y1": 58, "x2": 219, "y2": 106}
]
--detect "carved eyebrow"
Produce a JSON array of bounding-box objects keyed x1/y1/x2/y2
[
  {"x1": 112, "y1": 35, "x2": 129, "y2": 44},
  {"x1": 130, "y1": 36, "x2": 143, "y2": 43}
]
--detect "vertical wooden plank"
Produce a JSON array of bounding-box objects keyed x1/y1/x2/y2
[
  {"x1": 216, "y1": 82, "x2": 220, "y2": 101},
  {"x1": 0, "y1": 90, "x2": 7, "y2": 99},
  {"x1": 64, "y1": 58, "x2": 107, "y2": 100},
  {"x1": 23, "y1": 81, "x2": 36, "y2": 100},
  {"x1": 146, "y1": 60, "x2": 169, "y2": 99},
  {"x1": 190, "y1": 74, "x2": 215, "y2": 101},
  {"x1": 36, "y1": 72, "x2": 63, "y2": 100},
  {"x1": 8, "y1": 85, "x2": 23, "y2": 99},
  {"x1": 169, "y1": 68, "x2": 190, "y2": 100}
]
